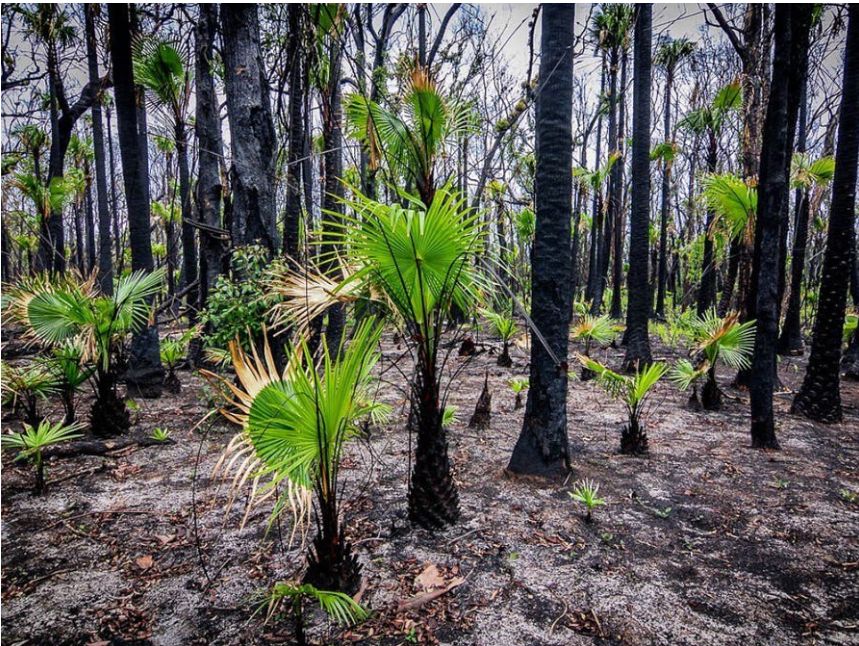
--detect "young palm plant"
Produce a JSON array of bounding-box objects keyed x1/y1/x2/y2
[
  {"x1": 1, "y1": 360, "x2": 58, "y2": 427},
  {"x1": 269, "y1": 186, "x2": 484, "y2": 530},
  {"x1": 508, "y1": 377, "x2": 529, "y2": 410},
  {"x1": 568, "y1": 478, "x2": 607, "y2": 523},
  {"x1": 2, "y1": 419, "x2": 83, "y2": 494},
  {"x1": 47, "y1": 340, "x2": 95, "y2": 425},
  {"x1": 578, "y1": 355, "x2": 668, "y2": 455},
  {"x1": 482, "y1": 307, "x2": 518, "y2": 367},
  {"x1": 670, "y1": 310, "x2": 756, "y2": 410},
  {"x1": 160, "y1": 327, "x2": 197, "y2": 393},
  {"x1": 12, "y1": 270, "x2": 165, "y2": 435},
  {"x1": 263, "y1": 581, "x2": 368, "y2": 646},
  {"x1": 571, "y1": 313, "x2": 617, "y2": 380},
  {"x1": 205, "y1": 320, "x2": 385, "y2": 594}
]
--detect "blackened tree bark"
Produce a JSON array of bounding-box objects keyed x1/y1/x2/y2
[
  {"x1": 507, "y1": 4, "x2": 574, "y2": 478},
  {"x1": 749, "y1": 5, "x2": 812, "y2": 447},
  {"x1": 84, "y1": 159, "x2": 96, "y2": 272},
  {"x1": 697, "y1": 131, "x2": 719, "y2": 316},
  {"x1": 196, "y1": 3, "x2": 225, "y2": 310},
  {"x1": 591, "y1": 44, "x2": 619, "y2": 316},
  {"x1": 320, "y1": 25, "x2": 346, "y2": 353},
  {"x1": 778, "y1": 86, "x2": 810, "y2": 355},
  {"x1": 221, "y1": 4, "x2": 277, "y2": 252},
  {"x1": 792, "y1": 6, "x2": 859, "y2": 421},
  {"x1": 282, "y1": 4, "x2": 303, "y2": 261},
  {"x1": 609, "y1": 49, "x2": 628, "y2": 321},
  {"x1": 108, "y1": 2, "x2": 164, "y2": 397},
  {"x1": 622, "y1": 6, "x2": 653, "y2": 371},
  {"x1": 86, "y1": 4, "x2": 112, "y2": 294}
]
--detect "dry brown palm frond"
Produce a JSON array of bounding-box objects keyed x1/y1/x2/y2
[{"x1": 266, "y1": 263, "x2": 360, "y2": 337}]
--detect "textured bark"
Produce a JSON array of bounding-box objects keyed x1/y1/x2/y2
[
  {"x1": 108, "y1": 3, "x2": 164, "y2": 397},
  {"x1": 750, "y1": 5, "x2": 812, "y2": 447},
  {"x1": 793, "y1": 6, "x2": 859, "y2": 421},
  {"x1": 84, "y1": 165, "x2": 96, "y2": 274},
  {"x1": 321, "y1": 36, "x2": 346, "y2": 353},
  {"x1": 175, "y1": 120, "x2": 198, "y2": 321},
  {"x1": 622, "y1": 6, "x2": 653, "y2": 371},
  {"x1": 408, "y1": 364, "x2": 460, "y2": 529},
  {"x1": 86, "y1": 5, "x2": 113, "y2": 294},
  {"x1": 655, "y1": 60, "x2": 675, "y2": 319},
  {"x1": 282, "y1": 4, "x2": 303, "y2": 261},
  {"x1": 221, "y1": 4, "x2": 277, "y2": 252},
  {"x1": 195, "y1": 3, "x2": 225, "y2": 310},
  {"x1": 507, "y1": 4, "x2": 574, "y2": 478},
  {"x1": 609, "y1": 50, "x2": 628, "y2": 321},
  {"x1": 697, "y1": 134, "x2": 718, "y2": 316},
  {"x1": 777, "y1": 86, "x2": 810, "y2": 355},
  {"x1": 591, "y1": 46, "x2": 619, "y2": 316},
  {"x1": 586, "y1": 56, "x2": 606, "y2": 304}
]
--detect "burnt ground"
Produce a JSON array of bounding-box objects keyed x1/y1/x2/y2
[{"x1": 2, "y1": 328, "x2": 858, "y2": 645}]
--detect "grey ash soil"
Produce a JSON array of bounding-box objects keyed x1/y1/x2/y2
[{"x1": 2, "y1": 330, "x2": 858, "y2": 645}]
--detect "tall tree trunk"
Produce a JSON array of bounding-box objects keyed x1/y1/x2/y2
[
  {"x1": 586, "y1": 55, "x2": 606, "y2": 305},
  {"x1": 697, "y1": 133, "x2": 718, "y2": 315},
  {"x1": 221, "y1": 4, "x2": 278, "y2": 252},
  {"x1": 282, "y1": 4, "x2": 303, "y2": 261},
  {"x1": 196, "y1": 3, "x2": 225, "y2": 311},
  {"x1": 777, "y1": 85, "x2": 810, "y2": 355},
  {"x1": 86, "y1": 4, "x2": 113, "y2": 295},
  {"x1": 507, "y1": 4, "x2": 574, "y2": 478},
  {"x1": 321, "y1": 36, "x2": 346, "y2": 353},
  {"x1": 592, "y1": 47, "x2": 619, "y2": 316},
  {"x1": 108, "y1": 2, "x2": 164, "y2": 398},
  {"x1": 655, "y1": 67, "x2": 674, "y2": 319},
  {"x1": 175, "y1": 119, "x2": 198, "y2": 322},
  {"x1": 623, "y1": 6, "x2": 654, "y2": 371},
  {"x1": 84, "y1": 163, "x2": 96, "y2": 274},
  {"x1": 792, "y1": 6, "x2": 859, "y2": 421},
  {"x1": 610, "y1": 49, "x2": 628, "y2": 320},
  {"x1": 749, "y1": 5, "x2": 812, "y2": 447},
  {"x1": 106, "y1": 106, "x2": 122, "y2": 274}
]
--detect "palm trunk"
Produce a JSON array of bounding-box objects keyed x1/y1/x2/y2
[
  {"x1": 697, "y1": 133, "x2": 718, "y2": 315},
  {"x1": 623, "y1": 5, "x2": 654, "y2": 371},
  {"x1": 507, "y1": 4, "x2": 574, "y2": 478},
  {"x1": 655, "y1": 69, "x2": 674, "y2": 319},
  {"x1": 792, "y1": 6, "x2": 859, "y2": 422},
  {"x1": 108, "y1": 3, "x2": 164, "y2": 398},
  {"x1": 749, "y1": 5, "x2": 812, "y2": 447},
  {"x1": 176, "y1": 120, "x2": 198, "y2": 322},
  {"x1": 609, "y1": 49, "x2": 628, "y2": 321}
]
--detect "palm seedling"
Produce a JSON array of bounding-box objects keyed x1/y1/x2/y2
[
  {"x1": 1, "y1": 360, "x2": 58, "y2": 427},
  {"x1": 482, "y1": 307, "x2": 518, "y2": 367},
  {"x1": 204, "y1": 319, "x2": 386, "y2": 594},
  {"x1": 508, "y1": 377, "x2": 529, "y2": 410},
  {"x1": 571, "y1": 313, "x2": 617, "y2": 380},
  {"x1": 578, "y1": 355, "x2": 668, "y2": 455},
  {"x1": 268, "y1": 185, "x2": 485, "y2": 530},
  {"x1": 160, "y1": 327, "x2": 197, "y2": 393},
  {"x1": 46, "y1": 340, "x2": 95, "y2": 425},
  {"x1": 263, "y1": 582, "x2": 368, "y2": 646},
  {"x1": 669, "y1": 310, "x2": 756, "y2": 410},
  {"x1": 568, "y1": 478, "x2": 607, "y2": 523},
  {"x1": 11, "y1": 270, "x2": 165, "y2": 435},
  {"x1": 2, "y1": 419, "x2": 83, "y2": 494}
]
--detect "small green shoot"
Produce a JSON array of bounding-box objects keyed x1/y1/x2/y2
[
  {"x1": 150, "y1": 427, "x2": 172, "y2": 442},
  {"x1": 569, "y1": 478, "x2": 607, "y2": 523}
]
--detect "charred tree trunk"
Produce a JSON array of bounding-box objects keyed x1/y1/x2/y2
[
  {"x1": 623, "y1": 6, "x2": 654, "y2": 371},
  {"x1": 221, "y1": 4, "x2": 278, "y2": 252},
  {"x1": 282, "y1": 4, "x2": 303, "y2": 261},
  {"x1": 749, "y1": 5, "x2": 812, "y2": 448},
  {"x1": 108, "y1": 3, "x2": 164, "y2": 398},
  {"x1": 195, "y1": 3, "x2": 225, "y2": 311},
  {"x1": 793, "y1": 6, "x2": 859, "y2": 422},
  {"x1": 507, "y1": 4, "x2": 574, "y2": 478},
  {"x1": 697, "y1": 133, "x2": 719, "y2": 315}
]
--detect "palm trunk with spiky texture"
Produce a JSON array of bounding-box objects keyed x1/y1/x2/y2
[
  {"x1": 408, "y1": 360, "x2": 459, "y2": 528},
  {"x1": 507, "y1": 4, "x2": 574, "y2": 478},
  {"x1": 792, "y1": 6, "x2": 859, "y2": 422}
]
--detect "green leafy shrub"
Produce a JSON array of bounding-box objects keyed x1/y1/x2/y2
[
  {"x1": 200, "y1": 245, "x2": 280, "y2": 353},
  {"x1": 482, "y1": 308, "x2": 518, "y2": 366},
  {"x1": 569, "y1": 478, "x2": 607, "y2": 523}
]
